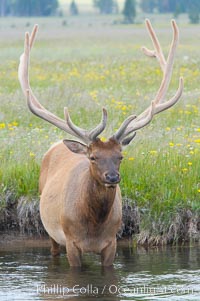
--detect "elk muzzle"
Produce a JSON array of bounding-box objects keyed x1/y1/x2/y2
[{"x1": 103, "y1": 171, "x2": 121, "y2": 186}]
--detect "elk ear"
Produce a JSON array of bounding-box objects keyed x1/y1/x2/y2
[
  {"x1": 63, "y1": 139, "x2": 88, "y2": 155},
  {"x1": 121, "y1": 132, "x2": 137, "y2": 147}
]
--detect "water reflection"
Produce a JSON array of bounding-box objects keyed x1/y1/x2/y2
[
  {"x1": 39, "y1": 252, "x2": 121, "y2": 301},
  {"x1": 0, "y1": 239, "x2": 199, "y2": 301}
]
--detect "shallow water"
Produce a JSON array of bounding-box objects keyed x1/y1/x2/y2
[{"x1": 0, "y1": 238, "x2": 199, "y2": 301}]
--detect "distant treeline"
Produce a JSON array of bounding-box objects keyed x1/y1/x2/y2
[
  {"x1": 0, "y1": 0, "x2": 58, "y2": 16},
  {"x1": 94, "y1": 0, "x2": 200, "y2": 23},
  {"x1": 141, "y1": 0, "x2": 200, "y2": 23},
  {"x1": 0, "y1": 0, "x2": 200, "y2": 24},
  {"x1": 141, "y1": 0, "x2": 189, "y2": 13}
]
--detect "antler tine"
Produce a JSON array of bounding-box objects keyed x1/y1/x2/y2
[
  {"x1": 112, "y1": 19, "x2": 183, "y2": 144},
  {"x1": 29, "y1": 24, "x2": 38, "y2": 50},
  {"x1": 142, "y1": 18, "x2": 166, "y2": 72},
  {"x1": 112, "y1": 114, "x2": 137, "y2": 141},
  {"x1": 64, "y1": 108, "x2": 108, "y2": 144},
  {"x1": 154, "y1": 19, "x2": 179, "y2": 105},
  {"x1": 26, "y1": 26, "x2": 47, "y2": 111},
  {"x1": 133, "y1": 19, "x2": 180, "y2": 121},
  {"x1": 89, "y1": 108, "x2": 108, "y2": 141},
  {"x1": 116, "y1": 102, "x2": 155, "y2": 141},
  {"x1": 154, "y1": 77, "x2": 183, "y2": 114},
  {"x1": 19, "y1": 25, "x2": 107, "y2": 144},
  {"x1": 140, "y1": 19, "x2": 179, "y2": 111}
]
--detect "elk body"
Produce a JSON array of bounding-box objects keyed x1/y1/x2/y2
[{"x1": 18, "y1": 20, "x2": 183, "y2": 267}]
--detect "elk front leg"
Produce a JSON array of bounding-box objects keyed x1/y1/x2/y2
[
  {"x1": 101, "y1": 239, "x2": 116, "y2": 267},
  {"x1": 50, "y1": 237, "x2": 60, "y2": 256},
  {"x1": 66, "y1": 240, "x2": 82, "y2": 267}
]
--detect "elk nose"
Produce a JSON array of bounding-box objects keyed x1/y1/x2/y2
[{"x1": 105, "y1": 172, "x2": 120, "y2": 184}]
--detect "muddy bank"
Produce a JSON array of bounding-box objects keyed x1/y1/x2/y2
[
  {"x1": 0, "y1": 191, "x2": 200, "y2": 245},
  {"x1": 0, "y1": 231, "x2": 50, "y2": 249}
]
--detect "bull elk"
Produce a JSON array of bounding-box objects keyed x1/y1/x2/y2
[{"x1": 18, "y1": 20, "x2": 183, "y2": 267}]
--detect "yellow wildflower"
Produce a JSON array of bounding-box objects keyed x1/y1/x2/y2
[
  {"x1": 29, "y1": 152, "x2": 35, "y2": 157},
  {"x1": 12, "y1": 121, "x2": 18, "y2": 126},
  {"x1": 149, "y1": 150, "x2": 157, "y2": 155},
  {"x1": 121, "y1": 105, "x2": 127, "y2": 111}
]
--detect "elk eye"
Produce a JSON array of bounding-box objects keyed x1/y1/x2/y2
[{"x1": 119, "y1": 156, "x2": 123, "y2": 161}]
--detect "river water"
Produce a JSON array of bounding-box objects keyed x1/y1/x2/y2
[{"x1": 0, "y1": 238, "x2": 199, "y2": 301}]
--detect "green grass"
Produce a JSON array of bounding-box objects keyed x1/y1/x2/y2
[{"x1": 0, "y1": 16, "x2": 200, "y2": 232}]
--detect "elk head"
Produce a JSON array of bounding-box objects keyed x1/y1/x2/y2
[
  {"x1": 63, "y1": 137, "x2": 123, "y2": 188},
  {"x1": 18, "y1": 20, "x2": 183, "y2": 188}
]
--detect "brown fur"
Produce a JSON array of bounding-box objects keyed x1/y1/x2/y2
[{"x1": 39, "y1": 139, "x2": 122, "y2": 267}]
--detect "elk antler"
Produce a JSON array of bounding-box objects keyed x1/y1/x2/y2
[
  {"x1": 112, "y1": 19, "x2": 183, "y2": 145},
  {"x1": 18, "y1": 25, "x2": 107, "y2": 145}
]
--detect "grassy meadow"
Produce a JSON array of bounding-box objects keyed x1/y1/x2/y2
[{"x1": 0, "y1": 16, "x2": 200, "y2": 240}]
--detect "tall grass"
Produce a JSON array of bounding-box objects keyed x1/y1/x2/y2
[{"x1": 0, "y1": 16, "x2": 199, "y2": 231}]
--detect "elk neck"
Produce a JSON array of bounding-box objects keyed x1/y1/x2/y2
[{"x1": 84, "y1": 172, "x2": 117, "y2": 226}]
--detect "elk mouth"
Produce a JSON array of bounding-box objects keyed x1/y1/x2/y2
[
  {"x1": 104, "y1": 183, "x2": 119, "y2": 189},
  {"x1": 104, "y1": 177, "x2": 121, "y2": 188}
]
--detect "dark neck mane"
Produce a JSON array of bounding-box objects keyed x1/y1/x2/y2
[{"x1": 85, "y1": 176, "x2": 116, "y2": 225}]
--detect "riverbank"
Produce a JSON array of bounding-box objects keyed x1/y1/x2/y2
[{"x1": 0, "y1": 191, "x2": 199, "y2": 245}]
